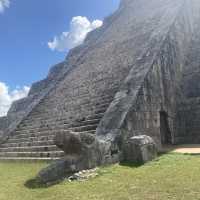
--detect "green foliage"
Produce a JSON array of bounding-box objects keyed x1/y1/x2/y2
[{"x1": 1, "y1": 153, "x2": 200, "y2": 200}]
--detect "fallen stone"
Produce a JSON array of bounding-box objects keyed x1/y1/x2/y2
[
  {"x1": 37, "y1": 157, "x2": 78, "y2": 184},
  {"x1": 54, "y1": 130, "x2": 95, "y2": 155},
  {"x1": 123, "y1": 135, "x2": 157, "y2": 163},
  {"x1": 37, "y1": 131, "x2": 102, "y2": 184}
]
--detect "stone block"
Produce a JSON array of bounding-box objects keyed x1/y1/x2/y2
[
  {"x1": 37, "y1": 158, "x2": 78, "y2": 184},
  {"x1": 123, "y1": 135, "x2": 157, "y2": 163}
]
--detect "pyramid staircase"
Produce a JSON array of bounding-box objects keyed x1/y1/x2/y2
[{"x1": 0, "y1": 86, "x2": 118, "y2": 161}]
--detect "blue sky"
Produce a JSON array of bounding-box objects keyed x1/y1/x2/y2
[
  {"x1": 0, "y1": 0, "x2": 119, "y2": 89},
  {"x1": 0, "y1": 0, "x2": 120, "y2": 116}
]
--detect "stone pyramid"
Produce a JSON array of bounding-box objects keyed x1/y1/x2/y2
[{"x1": 0, "y1": 0, "x2": 200, "y2": 163}]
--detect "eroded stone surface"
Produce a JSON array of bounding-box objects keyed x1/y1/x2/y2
[
  {"x1": 38, "y1": 158, "x2": 77, "y2": 184},
  {"x1": 0, "y1": 0, "x2": 200, "y2": 183},
  {"x1": 123, "y1": 135, "x2": 157, "y2": 163}
]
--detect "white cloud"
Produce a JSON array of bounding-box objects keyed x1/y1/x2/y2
[
  {"x1": 0, "y1": 82, "x2": 30, "y2": 117},
  {"x1": 0, "y1": 0, "x2": 10, "y2": 13},
  {"x1": 48, "y1": 16, "x2": 103, "y2": 52}
]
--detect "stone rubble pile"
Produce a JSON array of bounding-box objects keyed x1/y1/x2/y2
[{"x1": 68, "y1": 168, "x2": 99, "y2": 182}]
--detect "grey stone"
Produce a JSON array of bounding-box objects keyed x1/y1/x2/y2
[
  {"x1": 123, "y1": 135, "x2": 157, "y2": 163},
  {"x1": 0, "y1": 0, "x2": 200, "y2": 183},
  {"x1": 54, "y1": 130, "x2": 102, "y2": 170},
  {"x1": 38, "y1": 131, "x2": 101, "y2": 183},
  {"x1": 0, "y1": 131, "x2": 4, "y2": 144},
  {"x1": 55, "y1": 131, "x2": 96, "y2": 155},
  {"x1": 37, "y1": 158, "x2": 78, "y2": 184}
]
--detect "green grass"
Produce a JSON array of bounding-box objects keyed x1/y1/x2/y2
[{"x1": 1, "y1": 153, "x2": 200, "y2": 200}]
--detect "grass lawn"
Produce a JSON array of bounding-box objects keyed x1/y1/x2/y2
[{"x1": 1, "y1": 153, "x2": 200, "y2": 200}]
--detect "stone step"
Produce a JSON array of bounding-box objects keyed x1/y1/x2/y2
[
  {"x1": 86, "y1": 97, "x2": 114, "y2": 107},
  {"x1": 35, "y1": 92, "x2": 90, "y2": 107},
  {"x1": 31, "y1": 94, "x2": 114, "y2": 115},
  {"x1": 6, "y1": 130, "x2": 96, "y2": 147},
  {"x1": 77, "y1": 129, "x2": 96, "y2": 134},
  {"x1": 23, "y1": 101, "x2": 110, "y2": 123},
  {"x1": 18, "y1": 112, "x2": 103, "y2": 130},
  {"x1": 17, "y1": 118, "x2": 101, "y2": 132},
  {"x1": 20, "y1": 112, "x2": 104, "y2": 131},
  {"x1": 0, "y1": 151, "x2": 65, "y2": 158},
  {"x1": 15, "y1": 119, "x2": 100, "y2": 135},
  {"x1": 29, "y1": 90, "x2": 113, "y2": 108},
  {"x1": 0, "y1": 140, "x2": 55, "y2": 148},
  {"x1": 33, "y1": 87, "x2": 118, "y2": 110},
  {"x1": 15, "y1": 127, "x2": 54, "y2": 135},
  {"x1": 8, "y1": 135, "x2": 55, "y2": 143},
  {"x1": 24, "y1": 86, "x2": 117, "y2": 122},
  {"x1": 0, "y1": 86, "x2": 118, "y2": 160},
  {"x1": 1, "y1": 129, "x2": 96, "y2": 149},
  {"x1": 69, "y1": 124, "x2": 98, "y2": 132},
  {"x1": 85, "y1": 112, "x2": 105, "y2": 120},
  {"x1": 21, "y1": 110, "x2": 102, "y2": 128},
  {"x1": 12, "y1": 128, "x2": 96, "y2": 141},
  {"x1": 0, "y1": 145, "x2": 59, "y2": 153},
  {"x1": 12, "y1": 130, "x2": 55, "y2": 139},
  {"x1": 70, "y1": 118, "x2": 100, "y2": 127},
  {"x1": 10, "y1": 130, "x2": 97, "y2": 143},
  {"x1": 94, "y1": 107, "x2": 107, "y2": 115}
]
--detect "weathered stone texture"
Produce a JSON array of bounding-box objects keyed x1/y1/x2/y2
[
  {"x1": 0, "y1": 0, "x2": 187, "y2": 160},
  {"x1": 0, "y1": 62, "x2": 68, "y2": 136},
  {"x1": 173, "y1": 5, "x2": 200, "y2": 144},
  {"x1": 0, "y1": 117, "x2": 8, "y2": 132},
  {"x1": 97, "y1": 0, "x2": 197, "y2": 150},
  {"x1": 0, "y1": 0, "x2": 200, "y2": 179},
  {"x1": 123, "y1": 135, "x2": 157, "y2": 163},
  {"x1": 38, "y1": 159, "x2": 77, "y2": 184}
]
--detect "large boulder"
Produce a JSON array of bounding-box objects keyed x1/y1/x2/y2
[
  {"x1": 123, "y1": 135, "x2": 157, "y2": 163},
  {"x1": 37, "y1": 133, "x2": 157, "y2": 184},
  {"x1": 54, "y1": 130, "x2": 96, "y2": 156},
  {"x1": 54, "y1": 130, "x2": 101, "y2": 167},
  {"x1": 37, "y1": 131, "x2": 102, "y2": 184},
  {"x1": 37, "y1": 158, "x2": 77, "y2": 184}
]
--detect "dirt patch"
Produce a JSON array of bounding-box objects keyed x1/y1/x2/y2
[{"x1": 162, "y1": 144, "x2": 200, "y2": 154}]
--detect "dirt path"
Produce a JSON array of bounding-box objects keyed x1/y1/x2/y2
[{"x1": 162, "y1": 144, "x2": 200, "y2": 154}]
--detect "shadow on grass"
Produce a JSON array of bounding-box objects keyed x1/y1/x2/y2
[
  {"x1": 119, "y1": 153, "x2": 168, "y2": 168},
  {"x1": 181, "y1": 153, "x2": 200, "y2": 156},
  {"x1": 119, "y1": 161, "x2": 144, "y2": 168},
  {"x1": 24, "y1": 178, "x2": 62, "y2": 189},
  {"x1": 24, "y1": 178, "x2": 48, "y2": 189}
]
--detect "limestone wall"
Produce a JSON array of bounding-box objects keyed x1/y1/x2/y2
[
  {"x1": 175, "y1": 98, "x2": 200, "y2": 143},
  {"x1": 2, "y1": 0, "x2": 200, "y2": 149},
  {"x1": 7, "y1": 0, "x2": 184, "y2": 136},
  {"x1": 97, "y1": 0, "x2": 199, "y2": 148},
  {"x1": 122, "y1": 35, "x2": 183, "y2": 147},
  {"x1": 174, "y1": 5, "x2": 200, "y2": 143}
]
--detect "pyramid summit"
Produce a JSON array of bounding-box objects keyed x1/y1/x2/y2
[{"x1": 0, "y1": 0, "x2": 200, "y2": 182}]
